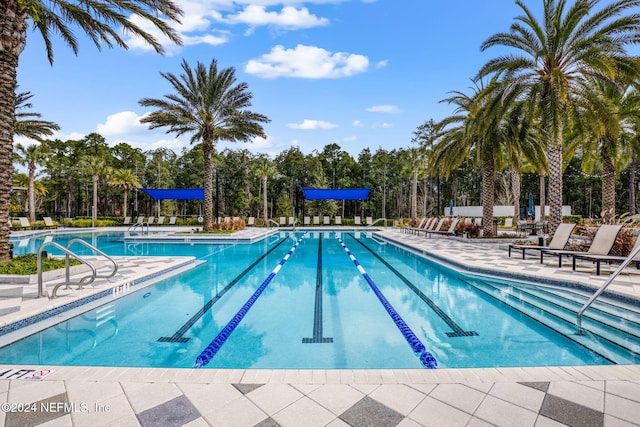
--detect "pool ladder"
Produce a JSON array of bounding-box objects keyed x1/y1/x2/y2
[
  {"x1": 37, "y1": 239, "x2": 119, "y2": 298},
  {"x1": 128, "y1": 221, "x2": 149, "y2": 234}
]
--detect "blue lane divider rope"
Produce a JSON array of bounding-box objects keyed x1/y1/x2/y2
[
  {"x1": 194, "y1": 232, "x2": 308, "y2": 368},
  {"x1": 334, "y1": 232, "x2": 437, "y2": 368}
]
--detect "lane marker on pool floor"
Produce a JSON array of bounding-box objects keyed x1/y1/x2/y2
[
  {"x1": 193, "y1": 232, "x2": 308, "y2": 368},
  {"x1": 333, "y1": 232, "x2": 437, "y2": 369}
]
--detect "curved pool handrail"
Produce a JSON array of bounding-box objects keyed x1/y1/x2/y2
[
  {"x1": 333, "y1": 232, "x2": 437, "y2": 368},
  {"x1": 193, "y1": 231, "x2": 308, "y2": 368},
  {"x1": 37, "y1": 241, "x2": 97, "y2": 298},
  {"x1": 66, "y1": 238, "x2": 119, "y2": 280}
]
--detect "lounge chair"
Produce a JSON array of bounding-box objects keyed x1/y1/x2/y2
[
  {"x1": 407, "y1": 218, "x2": 430, "y2": 235},
  {"x1": 366, "y1": 216, "x2": 373, "y2": 226},
  {"x1": 323, "y1": 216, "x2": 330, "y2": 225},
  {"x1": 15, "y1": 217, "x2": 32, "y2": 230},
  {"x1": 572, "y1": 233, "x2": 640, "y2": 275},
  {"x1": 354, "y1": 216, "x2": 361, "y2": 226},
  {"x1": 474, "y1": 218, "x2": 482, "y2": 226},
  {"x1": 428, "y1": 218, "x2": 460, "y2": 237},
  {"x1": 247, "y1": 217, "x2": 255, "y2": 226},
  {"x1": 157, "y1": 216, "x2": 165, "y2": 225},
  {"x1": 43, "y1": 217, "x2": 58, "y2": 229},
  {"x1": 136, "y1": 216, "x2": 144, "y2": 224},
  {"x1": 541, "y1": 224, "x2": 623, "y2": 268},
  {"x1": 279, "y1": 217, "x2": 286, "y2": 227},
  {"x1": 147, "y1": 216, "x2": 155, "y2": 225},
  {"x1": 406, "y1": 218, "x2": 426, "y2": 234},
  {"x1": 503, "y1": 218, "x2": 513, "y2": 228},
  {"x1": 303, "y1": 216, "x2": 310, "y2": 226},
  {"x1": 335, "y1": 216, "x2": 342, "y2": 225},
  {"x1": 123, "y1": 216, "x2": 132, "y2": 226},
  {"x1": 508, "y1": 223, "x2": 576, "y2": 260},
  {"x1": 313, "y1": 216, "x2": 320, "y2": 225},
  {"x1": 288, "y1": 217, "x2": 296, "y2": 226},
  {"x1": 168, "y1": 215, "x2": 177, "y2": 225},
  {"x1": 419, "y1": 218, "x2": 444, "y2": 236}
]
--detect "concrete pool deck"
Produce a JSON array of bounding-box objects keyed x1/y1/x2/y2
[{"x1": 0, "y1": 226, "x2": 637, "y2": 426}]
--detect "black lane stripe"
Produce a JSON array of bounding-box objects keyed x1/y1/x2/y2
[
  {"x1": 346, "y1": 233, "x2": 478, "y2": 338},
  {"x1": 158, "y1": 236, "x2": 290, "y2": 342},
  {"x1": 303, "y1": 234, "x2": 333, "y2": 343}
]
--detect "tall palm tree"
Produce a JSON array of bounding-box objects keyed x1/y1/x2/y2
[
  {"x1": 478, "y1": 0, "x2": 640, "y2": 233},
  {"x1": 78, "y1": 157, "x2": 109, "y2": 224},
  {"x1": 139, "y1": 59, "x2": 270, "y2": 231},
  {"x1": 14, "y1": 143, "x2": 49, "y2": 222},
  {"x1": 254, "y1": 156, "x2": 277, "y2": 225},
  {"x1": 0, "y1": 0, "x2": 182, "y2": 263},
  {"x1": 402, "y1": 148, "x2": 425, "y2": 220},
  {"x1": 109, "y1": 168, "x2": 141, "y2": 219}
]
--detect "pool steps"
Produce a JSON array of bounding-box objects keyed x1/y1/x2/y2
[{"x1": 467, "y1": 279, "x2": 640, "y2": 364}]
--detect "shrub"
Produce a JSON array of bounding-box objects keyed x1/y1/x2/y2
[{"x1": 0, "y1": 254, "x2": 81, "y2": 275}]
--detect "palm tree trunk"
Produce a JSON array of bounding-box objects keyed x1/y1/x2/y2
[
  {"x1": 629, "y1": 156, "x2": 636, "y2": 216},
  {"x1": 92, "y1": 175, "x2": 98, "y2": 223},
  {"x1": 510, "y1": 165, "x2": 520, "y2": 222},
  {"x1": 601, "y1": 145, "x2": 616, "y2": 223},
  {"x1": 202, "y1": 140, "x2": 214, "y2": 231},
  {"x1": 28, "y1": 163, "x2": 36, "y2": 222},
  {"x1": 547, "y1": 140, "x2": 563, "y2": 233},
  {"x1": 481, "y1": 159, "x2": 495, "y2": 237},
  {"x1": 411, "y1": 165, "x2": 418, "y2": 220},
  {"x1": 539, "y1": 171, "x2": 546, "y2": 221},
  {"x1": 123, "y1": 189, "x2": 129, "y2": 218},
  {"x1": 262, "y1": 175, "x2": 268, "y2": 225}
]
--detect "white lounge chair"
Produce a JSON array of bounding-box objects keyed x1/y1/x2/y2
[
  {"x1": 313, "y1": 216, "x2": 320, "y2": 225},
  {"x1": 303, "y1": 216, "x2": 310, "y2": 225},
  {"x1": 43, "y1": 217, "x2": 57, "y2": 229},
  {"x1": 323, "y1": 216, "x2": 330, "y2": 225},
  {"x1": 335, "y1": 216, "x2": 342, "y2": 225},
  {"x1": 168, "y1": 216, "x2": 177, "y2": 225},
  {"x1": 279, "y1": 217, "x2": 286, "y2": 226},
  {"x1": 247, "y1": 217, "x2": 255, "y2": 226},
  {"x1": 123, "y1": 216, "x2": 132, "y2": 225},
  {"x1": 354, "y1": 216, "x2": 361, "y2": 226},
  {"x1": 157, "y1": 216, "x2": 165, "y2": 225}
]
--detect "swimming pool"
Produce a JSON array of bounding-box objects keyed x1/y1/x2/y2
[{"x1": 2, "y1": 230, "x2": 639, "y2": 369}]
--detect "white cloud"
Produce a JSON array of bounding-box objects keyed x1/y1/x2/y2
[
  {"x1": 372, "y1": 122, "x2": 392, "y2": 128},
  {"x1": 367, "y1": 105, "x2": 401, "y2": 114},
  {"x1": 96, "y1": 111, "x2": 150, "y2": 136},
  {"x1": 375, "y1": 60, "x2": 388, "y2": 69},
  {"x1": 226, "y1": 5, "x2": 329, "y2": 29},
  {"x1": 149, "y1": 138, "x2": 187, "y2": 151},
  {"x1": 287, "y1": 119, "x2": 338, "y2": 130},
  {"x1": 338, "y1": 135, "x2": 357, "y2": 142},
  {"x1": 246, "y1": 44, "x2": 369, "y2": 78},
  {"x1": 352, "y1": 120, "x2": 363, "y2": 127}
]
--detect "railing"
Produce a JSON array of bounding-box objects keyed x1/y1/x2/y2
[
  {"x1": 267, "y1": 219, "x2": 279, "y2": 228},
  {"x1": 367, "y1": 218, "x2": 387, "y2": 227},
  {"x1": 66, "y1": 239, "x2": 118, "y2": 280},
  {"x1": 576, "y1": 242, "x2": 640, "y2": 334},
  {"x1": 37, "y1": 242, "x2": 97, "y2": 298},
  {"x1": 127, "y1": 221, "x2": 149, "y2": 234}
]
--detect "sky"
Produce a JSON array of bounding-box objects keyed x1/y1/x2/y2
[{"x1": 15, "y1": 0, "x2": 548, "y2": 159}]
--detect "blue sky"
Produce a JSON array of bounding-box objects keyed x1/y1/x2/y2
[{"x1": 16, "y1": 0, "x2": 543, "y2": 158}]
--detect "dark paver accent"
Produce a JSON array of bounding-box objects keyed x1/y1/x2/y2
[
  {"x1": 539, "y1": 393, "x2": 603, "y2": 427},
  {"x1": 233, "y1": 383, "x2": 265, "y2": 395},
  {"x1": 136, "y1": 395, "x2": 200, "y2": 427},
  {"x1": 254, "y1": 417, "x2": 281, "y2": 427},
  {"x1": 5, "y1": 392, "x2": 69, "y2": 427},
  {"x1": 340, "y1": 396, "x2": 404, "y2": 427},
  {"x1": 520, "y1": 381, "x2": 550, "y2": 393}
]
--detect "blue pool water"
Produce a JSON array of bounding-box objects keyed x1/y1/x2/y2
[{"x1": 1, "y1": 230, "x2": 637, "y2": 369}]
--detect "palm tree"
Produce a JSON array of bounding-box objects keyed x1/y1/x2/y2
[
  {"x1": 78, "y1": 157, "x2": 109, "y2": 224},
  {"x1": 478, "y1": 0, "x2": 640, "y2": 233},
  {"x1": 14, "y1": 91, "x2": 60, "y2": 141},
  {"x1": 0, "y1": 0, "x2": 182, "y2": 263},
  {"x1": 14, "y1": 143, "x2": 49, "y2": 222},
  {"x1": 254, "y1": 156, "x2": 277, "y2": 225},
  {"x1": 109, "y1": 168, "x2": 141, "y2": 219},
  {"x1": 139, "y1": 59, "x2": 270, "y2": 231},
  {"x1": 403, "y1": 147, "x2": 425, "y2": 221}
]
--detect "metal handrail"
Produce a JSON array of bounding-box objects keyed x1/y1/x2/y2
[
  {"x1": 576, "y1": 242, "x2": 640, "y2": 333},
  {"x1": 37, "y1": 242, "x2": 97, "y2": 298},
  {"x1": 367, "y1": 218, "x2": 387, "y2": 227},
  {"x1": 267, "y1": 219, "x2": 279, "y2": 228},
  {"x1": 66, "y1": 238, "x2": 118, "y2": 280},
  {"x1": 127, "y1": 221, "x2": 149, "y2": 234}
]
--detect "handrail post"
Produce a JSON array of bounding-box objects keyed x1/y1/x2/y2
[{"x1": 576, "y1": 241, "x2": 640, "y2": 333}]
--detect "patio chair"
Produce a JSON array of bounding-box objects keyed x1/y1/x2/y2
[
  {"x1": 136, "y1": 216, "x2": 144, "y2": 224},
  {"x1": 279, "y1": 217, "x2": 286, "y2": 226},
  {"x1": 428, "y1": 218, "x2": 460, "y2": 237},
  {"x1": 247, "y1": 217, "x2": 255, "y2": 226},
  {"x1": 572, "y1": 232, "x2": 640, "y2": 275},
  {"x1": 157, "y1": 216, "x2": 165, "y2": 225},
  {"x1": 354, "y1": 216, "x2": 361, "y2": 226},
  {"x1": 147, "y1": 216, "x2": 155, "y2": 225},
  {"x1": 366, "y1": 216, "x2": 373, "y2": 226},
  {"x1": 123, "y1": 216, "x2": 132, "y2": 226},
  {"x1": 335, "y1": 216, "x2": 342, "y2": 225},
  {"x1": 43, "y1": 217, "x2": 58, "y2": 229},
  {"x1": 303, "y1": 216, "x2": 310, "y2": 226},
  {"x1": 313, "y1": 216, "x2": 320, "y2": 225},
  {"x1": 474, "y1": 218, "x2": 482, "y2": 226},
  {"x1": 168, "y1": 215, "x2": 177, "y2": 225},
  {"x1": 516, "y1": 220, "x2": 528, "y2": 236},
  {"x1": 508, "y1": 223, "x2": 576, "y2": 260},
  {"x1": 405, "y1": 217, "x2": 427, "y2": 234},
  {"x1": 288, "y1": 216, "x2": 296, "y2": 226},
  {"x1": 323, "y1": 216, "x2": 330, "y2": 225},
  {"x1": 503, "y1": 218, "x2": 513, "y2": 228},
  {"x1": 15, "y1": 217, "x2": 32, "y2": 230},
  {"x1": 541, "y1": 224, "x2": 623, "y2": 268}
]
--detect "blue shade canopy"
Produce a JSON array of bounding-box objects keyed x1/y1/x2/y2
[
  {"x1": 302, "y1": 187, "x2": 371, "y2": 201},
  {"x1": 139, "y1": 188, "x2": 212, "y2": 200}
]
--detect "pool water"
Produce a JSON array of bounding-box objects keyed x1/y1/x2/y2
[{"x1": 1, "y1": 230, "x2": 637, "y2": 369}]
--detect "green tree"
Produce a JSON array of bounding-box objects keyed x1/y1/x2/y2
[
  {"x1": 109, "y1": 168, "x2": 141, "y2": 219},
  {"x1": 254, "y1": 155, "x2": 277, "y2": 224},
  {"x1": 78, "y1": 156, "x2": 109, "y2": 223},
  {"x1": 13, "y1": 143, "x2": 49, "y2": 221},
  {"x1": 478, "y1": 0, "x2": 640, "y2": 232},
  {"x1": 14, "y1": 91, "x2": 59, "y2": 142},
  {"x1": 139, "y1": 59, "x2": 269, "y2": 231},
  {"x1": 0, "y1": 0, "x2": 182, "y2": 262}
]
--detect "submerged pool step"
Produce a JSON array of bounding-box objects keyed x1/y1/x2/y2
[{"x1": 468, "y1": 280, "x2": 640, "y2": 364}]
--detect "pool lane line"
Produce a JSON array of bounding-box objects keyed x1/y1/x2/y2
[
  {"x1": 193, "y1": 232, "x2": 308, "y2": 368},
  {"x1": 346, "y1": 233, "x2": 478, "y2": 338},
  {"x1": 158, "y1": 236, "x2": 290, "y2": 343},
  {"x1": 303, "y1": 234, "x2": 334, "y2": 344},
  {"x1": 333, "y1": 233, "x2": 438, "y2": 369}
]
